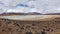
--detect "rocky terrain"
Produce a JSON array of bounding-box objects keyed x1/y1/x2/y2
[{"x1": 0, "y1": 17, "x2": 60, "y2": 34}]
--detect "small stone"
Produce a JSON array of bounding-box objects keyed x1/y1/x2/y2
[
  {"x1": 46, "y1": 29, "x2": 50, "y2": 31},
  {"x1": 26, "y1": 32, "x2": 33, "y2": 34},
  {"x1": 14, "y1": 23, "x2": 19, "y2": 26},
  {"x1": 8, "y1": 28, "x2": 12, "y2": 31},
  {"x1": 21, "y1": 27, "x2": 24, "y2": 29},
  {"x1": 32, "y1": 24, "x2": 35, "y2": 26},
  {"x1": 51, "y1": 30, "x2": 53, "y2": 32},
  {"x1": 41, "y1": 31, "x2": 47, "y2": 34},
  {"x1": 36, "y1": 32, "x2": 40, "y2": 34}
]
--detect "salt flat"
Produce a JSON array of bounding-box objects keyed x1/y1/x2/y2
[{"x1": 0, "y1": 15, "x2": 60, "y2": 21}]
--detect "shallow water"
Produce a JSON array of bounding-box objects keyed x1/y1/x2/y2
[{"x1": 0, "y1": 15, "x2": 44, "y2": 20}]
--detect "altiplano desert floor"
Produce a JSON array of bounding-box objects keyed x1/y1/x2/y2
[
  {"x1": 0, "y1": 15, "x2": 60, "y2": 34},
  {"x1": 0, "y1": 17, "x2": 60, "y2": 34}
]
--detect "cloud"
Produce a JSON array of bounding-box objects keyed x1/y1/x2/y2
[
  {"x1": 0, "y1": 0, "x2": 60, "y2": 14},
  {"x1": 6, "y1": 6, "x2": 39, "y2": 13}
]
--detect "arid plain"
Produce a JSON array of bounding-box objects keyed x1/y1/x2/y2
[{"x1": 0, "y1": 15, "x2": 60, "y2": 34}]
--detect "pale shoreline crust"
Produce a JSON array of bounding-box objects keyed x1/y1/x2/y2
[{"x1": 0, "y1": 15, "x2": 60, "y2": 21}]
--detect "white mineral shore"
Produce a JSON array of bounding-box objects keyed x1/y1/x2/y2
[{"x1": 0, "y1": 15, "x2": 60, "y2": 21}]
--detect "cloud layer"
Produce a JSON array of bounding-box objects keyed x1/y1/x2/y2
[{"x1": 0, "y1": 0, "x2": 60, "y2": 14}]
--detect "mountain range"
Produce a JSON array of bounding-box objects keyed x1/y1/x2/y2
[{"x1": 0, "y1": 12, "x2": 60, "y2": 16}]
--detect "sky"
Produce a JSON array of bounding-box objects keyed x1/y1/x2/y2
[{"x1": 0, "y1": 0, "x2": 60, "y2": 14}]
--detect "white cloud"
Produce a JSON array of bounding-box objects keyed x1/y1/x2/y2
[
  {"x1": 0, "y1": 0, "x2": 60, "y2": 14},
  {"x1": 6, "y1": 6, "x2": 39, "y2": 13}
]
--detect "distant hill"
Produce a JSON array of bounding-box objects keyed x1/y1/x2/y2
[
  {"x1": 0, "y1": 12, "x2": 60, "y2": 16},
  {"x1": 45, "y1": 13, "x2": 60, "y2": 15},
  {"x1": 0, "y1": 12, "x2": 42, "y2": 16}
]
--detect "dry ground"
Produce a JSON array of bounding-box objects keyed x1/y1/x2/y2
[{"x1": 0, "y1": 15, "x2": 60, "y2": 34}]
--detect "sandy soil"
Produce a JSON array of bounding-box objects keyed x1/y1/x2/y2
[{"x1": 0, "y1": 15, "x2": 60, "y2": 34}]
